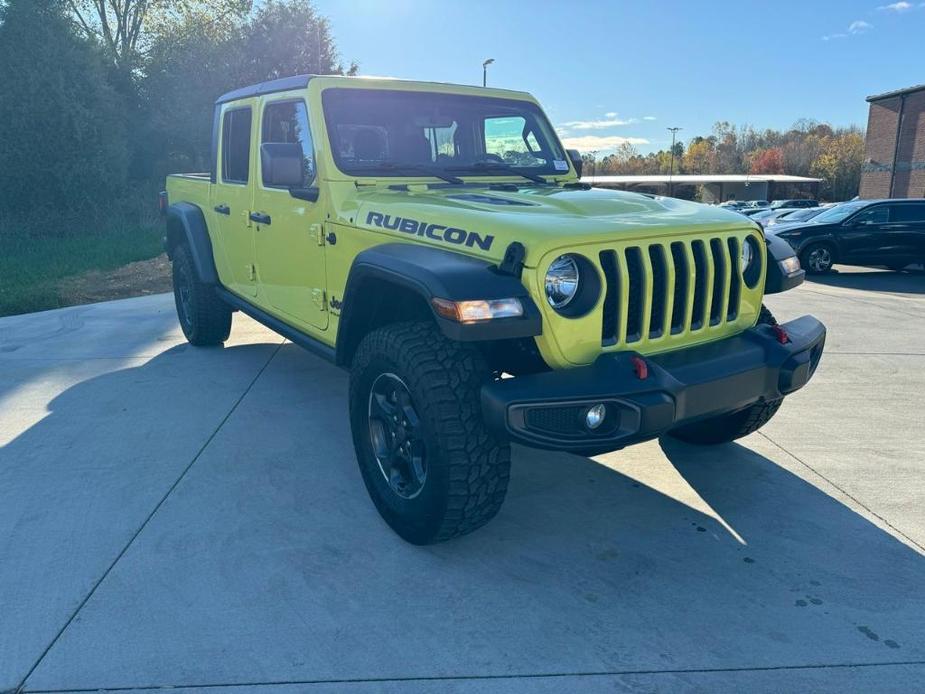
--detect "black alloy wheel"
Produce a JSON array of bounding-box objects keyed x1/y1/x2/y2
[{"x1": 368, "y1": 372, "x2": 427, "y2": 499}]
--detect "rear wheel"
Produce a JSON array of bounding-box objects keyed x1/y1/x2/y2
[
  {"x1": 667, "y1": 304, "x2": 783, "y2": 445},
  {"x1": 349, "y1": 321, "x2": 510, "y2": 544},
  {"x1": 172, "y1": 244, "x2": 232, "y2": 346},
  {"x1": 800, "y1": 243, "x2": 835, "y2": 274}
]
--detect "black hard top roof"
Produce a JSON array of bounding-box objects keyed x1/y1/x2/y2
[{"x1": 215, "y1": 74, "x2": 313, "y2": 105}]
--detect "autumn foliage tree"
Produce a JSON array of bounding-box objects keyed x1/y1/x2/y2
[{"x1": 590, "y1": 120, "x2": 865, "y2": 200}]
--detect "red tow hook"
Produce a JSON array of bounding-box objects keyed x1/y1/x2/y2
[
  {"x1": 771, "y1": 324, "x2": 790, "y2": 344},
  {"x1": 631, "y1": 355, "x2": 649, "y2": 380}
]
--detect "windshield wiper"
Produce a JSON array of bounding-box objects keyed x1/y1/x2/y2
[
  {"x1": 357, "y1": 161, "x2": 464, "y2": 185},
  {"x1": 447, "y1": 161, "x2": 547, "y2": 184}
]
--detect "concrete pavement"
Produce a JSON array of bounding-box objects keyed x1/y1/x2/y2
[{"x1": 1, "y1": 270, "x2": 923, "y2": 693}]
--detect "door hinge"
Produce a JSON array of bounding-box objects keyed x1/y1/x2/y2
[
  {"x1": 248, "y1": 264, "x2": 256, "y2": 281},
  {"x1": 311, "y1": 223, "x2": 325, "y2": 246},
  {"x1": 312, "y1": 288, "x2": 327, "y2": 310}
]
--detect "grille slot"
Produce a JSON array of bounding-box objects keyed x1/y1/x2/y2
[
  {"x1": 691, "y1": 240, "x2": 709, "y2": 330},
  {"x1": 709, "y1": 238, "x2": 727, "y2": 326},
  {"x1": 624, "y1": 247, "x2": 645, "y2": 343},
  {"x1": 726, "y1": 237, "x2": 741, "y2": 321},
  {"x1": 596, "y1": 233, "x2": 750, "y2": 348},
  {"x1": 599, "y1": 250, "x2": 619, "y2": 346},
  {"x1": 648, "y1": 245, "x2": 667, "y2": 339},
  {"x1": 669, "y1": 242, "x2": 688, "y2": 334}
]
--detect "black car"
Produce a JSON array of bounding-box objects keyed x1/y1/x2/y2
[
  {"x1": 770, "y1": 199, "x2": 819, "y2": 209},
  {"x1": 769, "y1": 199, "x2": 925, "y2": 273}
]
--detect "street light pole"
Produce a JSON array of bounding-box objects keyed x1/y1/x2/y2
[
  {"x1": 482, "y1": 58, "x2": 494, "y2": 87},
  {"x1": 667, "y1": 127, "x2": 682, "y2": 197}
]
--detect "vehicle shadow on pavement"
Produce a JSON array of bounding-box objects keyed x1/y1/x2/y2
[
  {"x1": 0, "y1": 340, "x2": 282, "y2": 690},
  {"x1": 806, "y1": 268, "x2": 925, "y2": 295},
  {"x1": 5, "y1": 343, "x2": 925, "y2": 690}
]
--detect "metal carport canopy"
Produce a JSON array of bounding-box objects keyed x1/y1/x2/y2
[{"x1": 580, "y1": 174, "x2": 823, "y2": 186}]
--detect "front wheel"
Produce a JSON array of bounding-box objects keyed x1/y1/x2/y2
[
  {"x1": 800, "y1": 243, "x2": 835, "y2": 274},
  {"x1": 349, "y1": 322, "x2": 510, "y2": 544}
]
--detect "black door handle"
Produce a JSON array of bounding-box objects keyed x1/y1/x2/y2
[
  {"x1": 249, "y1": 212, "x2": 271, "y2": 225},
  {"x1": 214, "y1": 204, "x2": 230, "y2": 215}
]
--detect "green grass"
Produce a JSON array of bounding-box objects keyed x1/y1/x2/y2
[{"x1": 0, "y1": 224, "x2": 164, "y2": 317}]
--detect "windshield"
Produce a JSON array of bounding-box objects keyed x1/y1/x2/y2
[
  {"x1": 322, "y1": 88, "x2": 569, "y2": 179},
  {"x1": 784, "y1": 208, "x2": 821, "y2": 222},
  {"x1": 812, "y1": 201, "x2": 865, "y2": 224}
]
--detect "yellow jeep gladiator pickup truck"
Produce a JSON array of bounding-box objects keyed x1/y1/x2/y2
[{"x1": 163, "y1": 75, "x2": 824, "y2": 544}]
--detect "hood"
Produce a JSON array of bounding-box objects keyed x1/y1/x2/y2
[{"x1": 343, "y1": 184, "x2": 758, "y2": 267}]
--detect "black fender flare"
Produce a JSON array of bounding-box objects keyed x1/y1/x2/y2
[
  {"x1": 335, "y1": 243, "x2": 542, "y2": 367},
  {"x1": 164, "y1": 202, "x2": 219, "y2": 285},
  {"x1": 764, "y1": 232, "x2": 805, "y2": 294}
]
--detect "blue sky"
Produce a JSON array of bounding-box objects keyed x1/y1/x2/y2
[{"x1": 313, "y1": 0, "x2": 921, "y2": 154}]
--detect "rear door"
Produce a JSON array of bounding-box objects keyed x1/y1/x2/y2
[
  {"x1": 212, "y1": 101, "x2": 257, "y2": 296},
  {"x1": 252, "y1": 96, "x2": 328, "y2": 330},
  {"x1": 887, "y1": 202, "x2": 925, "y2": 265}
]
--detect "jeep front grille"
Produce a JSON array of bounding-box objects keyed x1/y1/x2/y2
[{"x1": 599, "y1": 233, "x2": 754, "y2": 348}]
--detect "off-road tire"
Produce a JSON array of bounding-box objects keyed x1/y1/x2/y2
[
  {"x1": 667, "y1": 303, "x2": 783, "y2": 445},
  {"x1": 349, "y1": 321, "x2": 510, "y2": 544},
  {"x1": 172, "y1": 243, "x2": 232, "y2": 346},
  {"x1": 800, "y1": 242, "x2": 835, "y2": 274}
]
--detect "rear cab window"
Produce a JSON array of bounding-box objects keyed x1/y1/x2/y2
[{"x1": 221, "y1": 107, "x2": 253, "y2": 184}]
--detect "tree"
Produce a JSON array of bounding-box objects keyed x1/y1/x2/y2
[
  {"x1": 682, "y1": 137, "x2": 716, "y2": 174},
  {"x1": 67, "y1": 0, "x2": 251, "y2": 73},
  {"x1": 0, "y1": 0, "x2": 129, "y2": 229},
  {"x1": 141, "y1": 0, "x2": 357, "y2": 178},
  {"x1": 811, "y1": 130, "x2": 864, "y2": 200},
  {"x1": 749, "y1": 147, "x2": 784, "y2": 174}
]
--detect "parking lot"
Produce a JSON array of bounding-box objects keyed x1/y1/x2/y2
[{"x1": 1, "y1": 267, "x2": 923, "y2": 693}]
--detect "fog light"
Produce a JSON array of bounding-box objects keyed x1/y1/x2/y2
[{"x1": 585, "y1": 403, "x2": 606, "y2": 430}]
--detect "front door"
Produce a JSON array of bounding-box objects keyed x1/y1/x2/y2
[
  {"x1": 839, "y1": 204, "x2": 890, "y2": 264},
  {"x1": 252, "y1": 97, "x2": 328, "y2": 330},
  {"x1": 212, "y1": 101, "x2": 257, "y2": 296}
]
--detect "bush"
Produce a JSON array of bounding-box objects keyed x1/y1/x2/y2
[{"x1": 0, "y1": 0, "x2": 130, "y2": 234}]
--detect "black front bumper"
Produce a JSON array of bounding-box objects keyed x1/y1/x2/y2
[{"x1": 481, "y1": 316, "x2": 826, "y2": 452}]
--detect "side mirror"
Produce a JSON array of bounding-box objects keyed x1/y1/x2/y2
[
  {"x1": 566, "y1": 149, "x2": 583, "y2": 178},
  {"x1": 260, "y1": 142, "x2": 305, "y2": 188}
]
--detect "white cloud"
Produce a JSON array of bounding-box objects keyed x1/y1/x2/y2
[
  {"x1": 822, "y1": 19, "x2": 872, "y2": 40},
  {"x1": 878, "y1": 1, "x2": 911, "y2": 10},
  {"x1": 560, "y1": 135, "x2": 650, "y2": 152},
  {"x1": 560, "y1": 117, "x2": 636, "y2": 130},
  {"x1": 604, "y1": 111, "x2": 617, "y2": 118},
  {"x1": 643, "y1": 115, "x2": 657, "y2": 121}
]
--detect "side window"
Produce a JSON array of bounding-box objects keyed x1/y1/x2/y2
[
  {"x1": 262, "y1": 100, "x2": 315, "y2": 186},
  {"x1": 852, "y1": 206, "x2": 889, "y2": 225},
  {"x1": 484, "y1": 116, "x2": 547, "y2": 168},
  {"x1": 891, "y1": 204, "x2": 925, "y2": 223},
  {"x1": 221, "y1": 108, "x2": 252, "y2": 184}
]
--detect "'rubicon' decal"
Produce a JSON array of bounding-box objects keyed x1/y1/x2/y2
[{"x1": 365, "y1": 211, "x2": 494, "y2": 251}]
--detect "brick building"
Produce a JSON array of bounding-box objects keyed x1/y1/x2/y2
[{"x1": 860, "y1": 84, "x2": 925, "y2": 199}]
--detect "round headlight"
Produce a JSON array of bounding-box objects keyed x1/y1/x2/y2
[
  {"x1": 545, "y1": 255, "x2": 580, "y2": 309},
  {"x1": 742, "y1": 236, "x2": 762, "y2": 287},
  {"x1": 740, "y1": 239, "x2": 754, "y2": 274}
]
